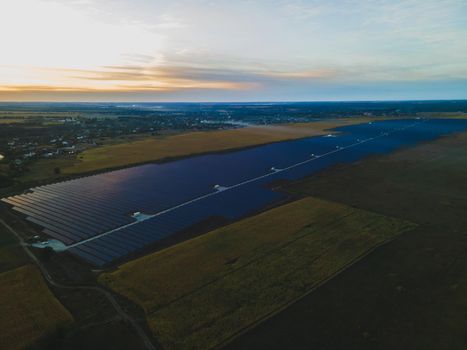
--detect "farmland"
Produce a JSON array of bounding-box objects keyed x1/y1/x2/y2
[
  {"x1": 225, "y1": 131, "x2": 467, "y2": 349},
  {"x1": 0, "y1": 244, "x2": 29, "y2": 273},
  {"x1": 0, "y1": 118, "x2": 26, "y2": 124},
  {"x1": 63, "y1": 118, "x2": 373, "y2": 174},
  {"x1": 0, "y1": 265, "x2": 73, "y2": 350},
  {"x1": 0, "y1": 220, "x2": 28, "y2": 272},
  {"x1": 2, "y1": 102, "x2": 467, "y2": 350},
  {"x1": 100, "y1": 197, "x2": 414, "y2": 350}
]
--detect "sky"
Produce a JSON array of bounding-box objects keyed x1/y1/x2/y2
[{"x1": 0, "y1": 0, "x2": 466, "y2": 102}]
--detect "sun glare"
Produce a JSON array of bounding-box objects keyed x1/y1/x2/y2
[{"x1": 0, "y1": 0, "x2": 166, "y2": 90}]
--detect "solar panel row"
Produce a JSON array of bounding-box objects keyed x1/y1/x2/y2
[
  {"x1": 3, "y1": 119, "x2": 466, "y2": 267},
  {"x1": 67, "y1": 184, "x2": 283, "y2": 266}
]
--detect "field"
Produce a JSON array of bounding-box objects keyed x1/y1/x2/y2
[
  {"x1": 17, "y1": 157, "x2": 77, "y2": 183},
  {"x1": 0, "y1": 118, "x2": 26, "y2": 124},
  {"x1": 64, "y1": 118, "x2": 373, "y2": 174},
  {"x1": 100, "y1": 197, "x2": 414, "y2": 350},
  {"x1": 0, "y1": 244, "x2": 29, "y2": 273},
  {"x1": 0, "y1": 219, "x2": 29, "y2": 273},
  {"x1": 0, "y1": 265, "x2": 73, "y2": 350},
  {"x1": 225, "y1": 131, "x2": 467, "y2": 349}
]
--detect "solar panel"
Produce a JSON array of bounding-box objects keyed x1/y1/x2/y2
[
  {"x1": 7, "y1": 198, "x2": 102, "y2": 233},
  {"x1": 3, "y1": 119, "x2": 467, "y2": 266}
]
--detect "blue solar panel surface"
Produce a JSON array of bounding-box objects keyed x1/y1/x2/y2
[{"x1": 3, "y1": 119, "x2": 467, "y2": 266}]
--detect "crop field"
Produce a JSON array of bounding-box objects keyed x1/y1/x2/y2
[
  {"x1": 225, "y1": 131, "x2": 467, "y2": 350},
  {"x1": 0, "y1": 245, "x2": 29, "y2": 273},
  {"x1": 286, "y1": 130, "x2": 467, "y2": 224},
  {"x1": 0, "y1": 265, "x2": 73, "y2": 350},
  {"x1": 0, "y1": 118, "x2": 26, "y2": 124},
  {"x1": 17, "y1": 157, "x2": 77, "y2": 183},
  {"x1": 0, "y1": 221, "x2": 16, "y2": 247},
  {"x1": 64, "y1": 118, "x2": 372, "y2": 174},
  {"x1": 0, "y1": 223, "x2": 28, "y2": 273},
  {"x1": 100, "y1": 197, "x2": 414, "y2": 350}
]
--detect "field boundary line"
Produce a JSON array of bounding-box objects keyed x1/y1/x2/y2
[
  {"x1": 146, "y1": 209, "x2": 355, "y2": 314},
  {"x1": 211, "y1": 226, "x2": 414, "y2": 350}
]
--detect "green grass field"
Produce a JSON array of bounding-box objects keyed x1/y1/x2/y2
[
  {"x1": 100, "y1": 197, "x2": 414, "y2": 350},
  {"x1": 0, "y1": 265, "x2": 73, "y2": 350}
]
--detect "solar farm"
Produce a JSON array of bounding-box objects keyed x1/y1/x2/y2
[{"x1": 3, "y1": 119, "x2": 467, "y2": 267}]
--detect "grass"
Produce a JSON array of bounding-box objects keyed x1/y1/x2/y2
[
  {"x1": 0, "y1": 221, "x2": 28, "y2": 273},
  {"x1": 65, "y1": 119, "x2": 373, "y2": 174},
  {"x1": 18, "y1": 157, "x2": 77, "y2": 183},
  {"x1": 0, "y1": 222, "x2": 15, "y2": 248},
  {"x1": 0, "y1": 224, "x2": 17, "y2": 272},
  {"x1": 0, "y1": 245, "x2": 29, "y2": 273},
  {"x1": 100, "y1": 197, "x2": 414, "y2": 350},
  {"x1": 0, "y1": 118, "x2": 26, "y2": 124},
  {"x1": 225, "y1": 130, "x2": 467, "y2": 350},
  {"x1": 0, "y1": 265, "x2": 73, "y2": 350},
  {"x1": 286, "y1": 130, "x2": 467, "y2": 225}
]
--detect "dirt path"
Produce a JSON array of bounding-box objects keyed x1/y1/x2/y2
[{"x1": 0, "y1": 218, "x2": 157, "y2": 350}]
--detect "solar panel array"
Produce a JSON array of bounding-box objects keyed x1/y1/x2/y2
[
  {"x1": 3, "y1": 119, "x2": 467, "y2": 266},
  {"x1": 67, "y1": 184, "x2": 282, "y2": 266}
]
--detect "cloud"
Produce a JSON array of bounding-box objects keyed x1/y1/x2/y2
[
  {"x1": 153, "y1": 14, "x2": 187, "y2": 29},
  {"x1": 1, "y1": 0, "x2": 466, "y2": 101},
  {"x1": 0, "y1": 85, "x2": 97, "y2": 92},
  {"x1": 261, "y1": 69, "x2": 341, "y2": 79},
  {"x1": 0, "y1": 64, "x2": 261, "y2": 95},
  {"x1": 60, "y1": 65, "x2": 260, "y2": 90},
  {"x1": 2, "y1": 58, "x2": 466, "y2": 102},
  {"x1": 279, "y1": 0, "x2": 330, "y2": 20},
  {"x1": 0, "y1": 0, "x2": 166, "y2": 70},
  {"x1": 357, "y1": 0, "x2": 467, "y2": 47}
]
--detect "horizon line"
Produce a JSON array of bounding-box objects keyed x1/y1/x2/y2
[{"x1": 1, "y1": 98, "x2": 467, "y2": 104}]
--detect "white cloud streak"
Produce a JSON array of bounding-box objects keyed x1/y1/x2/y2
[{"x1": 0, "y1": 0, "x2": 466, "y2": 100}]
